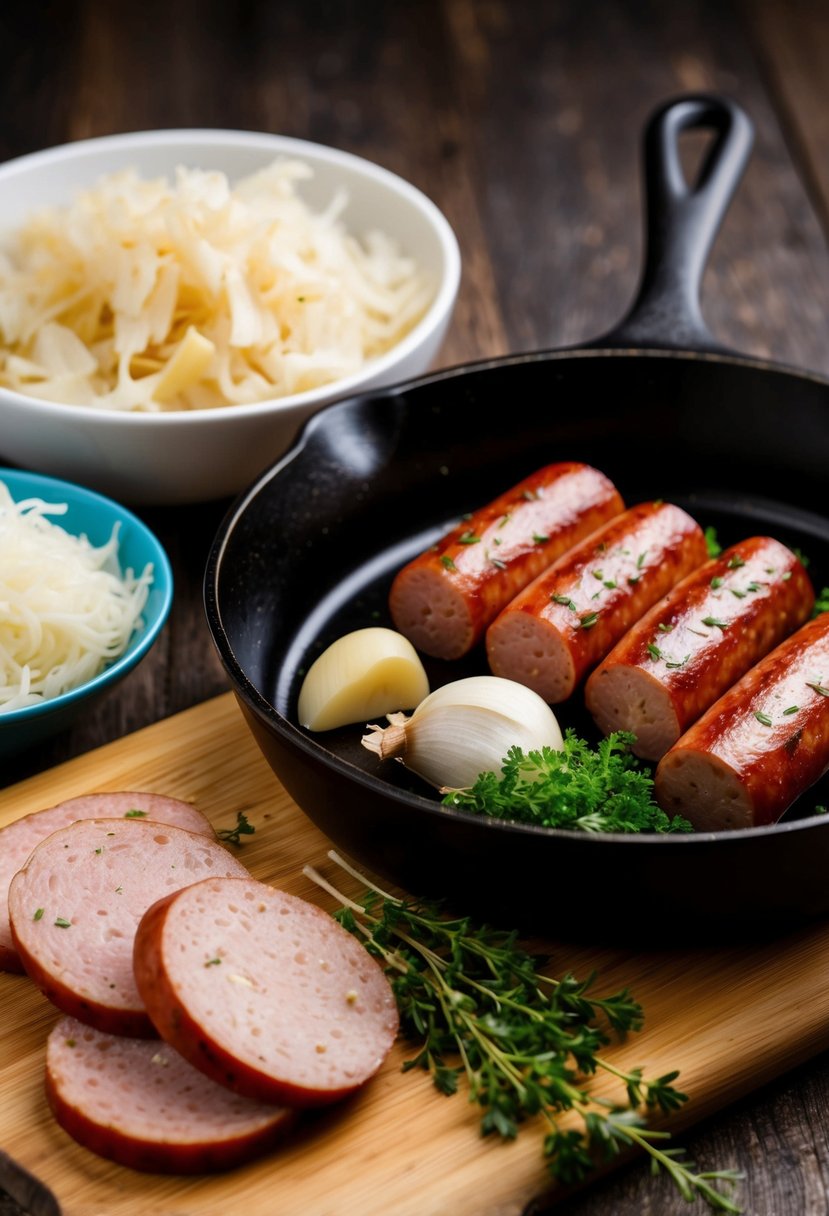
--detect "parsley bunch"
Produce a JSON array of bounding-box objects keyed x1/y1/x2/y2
[
  {"x1": 442, "y1": 730, "x2": 692, "y2": 833},
  {"x1": 307, "y1": 852, "x2": 742, "y2": 1212}
]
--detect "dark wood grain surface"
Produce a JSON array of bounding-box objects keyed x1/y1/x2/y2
[{"x1": 3, "y1": 2, "x2": 829, "y2": 1213}]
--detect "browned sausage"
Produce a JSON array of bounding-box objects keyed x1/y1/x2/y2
[
  {"x1": 585, "y1": 537, "x2": 815, "y2": 759},
  {"x1": 486, "y1": 501, "x2": 708, "y2": 702},
  {"x1": 46, "y1": 1015, "x2": 293, "y2": 1173},
  {"x1": 654, "y1": 612, "x2": 829, "y2": 830},
  {"x1": 388, "y1": 461, "x2": 624, "y2": 659},
  {"x1": 0, "y1": 791, "x2": 216, "y2": 973},
  {"x1": 8, "y1": 818, "x2": 249, "y2": 1035},
  {"x1": 133, "y1": 876, "x2": 398, "y2": 1108}
]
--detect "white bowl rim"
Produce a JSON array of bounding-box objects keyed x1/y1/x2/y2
[{"x1": 0, "y1": 127, "x2": 461, "y2": 427}]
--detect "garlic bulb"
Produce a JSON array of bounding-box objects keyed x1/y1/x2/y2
[
  {"x1": 361, "y1": 675, "x2": 563, "y2": 789},
  {"x1": 298, "y1": 627, "x2": 429, "y2": 731}
]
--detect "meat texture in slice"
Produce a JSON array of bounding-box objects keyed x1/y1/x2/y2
[
  {"x1": 46, "y1": 1015, "x2": 292, "y2": 1173},
  {"x1": 0, "y1": 791, "x2": 215, "y2": 974},
  {"x1": 134, "y1": 876, "x2": 399, "y2": 1107},
  {"x1": 8, "y1": 818, "x2": 249, "y2": 1035}
]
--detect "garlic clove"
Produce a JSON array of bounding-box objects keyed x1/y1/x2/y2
[
  {"x1": 298, "y1": 627, "x2": 430, "y2": 731},
  {"x1": 362, "y1": 675, "x2": 563, "y2": 789}
]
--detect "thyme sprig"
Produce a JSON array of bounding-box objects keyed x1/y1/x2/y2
[{"x1": 305, "y1": 852, "x2": 742, "y2": 1212}]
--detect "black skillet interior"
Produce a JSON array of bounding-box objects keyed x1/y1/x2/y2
[{"x1": 206, "y1": 94, "x2": 829, "y2": 941}]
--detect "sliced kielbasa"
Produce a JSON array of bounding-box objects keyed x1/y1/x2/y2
[
  {"x1": 46, "y1": 1015, "x2": 293, "y2": 1173},
  {"x1": 8, "y1": 818, "x2": 249, "y2": 1035},
  {"x1": 133, "y1": 876, "x2": 399, "y2": 1107},
  {"x1": 0, "y1": 791, "x2": 215, "y2": 973}
]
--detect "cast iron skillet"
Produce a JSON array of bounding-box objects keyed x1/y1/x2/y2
[{"x1": 205, "y1": 94, "x2": 829, "y2": 943}]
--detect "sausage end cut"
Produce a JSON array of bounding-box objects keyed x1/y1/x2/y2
[
  {"x1": 46, "y1": 1016, "x2": 293, "y2": 1173},
  {"x1": 134, "y1": 876, "x2": 399, "y2": 1108},
  {"x1": 585, "y1": 664, "x2": 681, "y2": 761},
  {"x1": 654, "y1": 750, "x2": 752, "y2": 831}
]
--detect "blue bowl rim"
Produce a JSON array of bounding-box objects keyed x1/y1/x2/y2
[{"x1": 0, "y1": 467, "x2": 173, "y2": 724}]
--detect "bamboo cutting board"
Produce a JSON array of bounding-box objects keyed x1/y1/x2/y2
[{"x1": 3, "y1": 693, "x2": 829, "y2": 1216}]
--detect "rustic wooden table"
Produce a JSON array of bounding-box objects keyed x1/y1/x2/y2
[{"x1": 3, "y1": 2, "x2": 829, "y2": 1213}]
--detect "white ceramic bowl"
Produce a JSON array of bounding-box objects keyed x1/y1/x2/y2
[{"x1": 0, "y1": 130, "x2": 461, "y2": 505}]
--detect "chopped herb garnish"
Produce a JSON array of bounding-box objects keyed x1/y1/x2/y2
[
  {"x1": 204, "y1": 957, "x2": 222, "y2": 967},
  {"x1": 665, "y1": 655, "x2": 690, "y2": 670},
  {"x1": 490, "y1": 557, "x2": 507, "y2": 570},
  {"x1": 94, "y1": 847, "x2": 103, "y2": 855},
  {"x1": 727, "y1": 555, "x2": 746, "y2": 570},
  {"x1": 124, "y1": 809, "x2": 147, "y2": 818},
  {"x1": 217, "y1": 811, "x2": 256, "y2": 845},
  {"x1": 646, "y1": 643, "x2": 663, "y2": 661},
  {"x1": 440, "y1": 555, "x2": 457, "y2": 571},
  {"x1": 628, "y1": 575, "x2": 640, "y2": 586},
  {"x1": 710, "y1": 576, "x2": 724, "y2": 589},
  {"x1": 533, "y1": 533, "x2": 549, "y2": 544},
  {"x1": 115, "y1": 886, "x2": 123, "y2": 894},
  {"x1": 807, "y1": 682, "x2": 829, "y2": 698},
  {"x1": 54, "y1": 917, "x2": 72, "y2": 928},
  {"x1": 33, "y1": 908, "x2": 44, "y2": 921},
  {"x1": 551, "y1": 594, "x2": 577, "y2": 611},
  {"x1": 592, "y1": 569, "x2": 604, "y2": 581},
  {"x1": 794, "y1": 548, "x2": 811, "y2": 568},
  {"x1": 636, "y1": 551, "x2": 647, "y2": 569},
  {"x1": 754, "y1": 712, "x2": 773, "y2": 727},
  {"x1": 745, "y1": 582, "x2": 762, "y2": 593},
  {"x1": 781, "y1": 572, "x2": 792, "y2": 581},
  {"x1": 783, "y1": 706, "x2": 799, "y2": 716},
  {"x1": 522, "y1": 488, "x2": 539, "y2": 501},
  {"x1": 657, "y1": 622, "x2": 673, "y2": 633},
  {"x1": 498, "y1": 513, "x2": 511, "y2": 529},
  {"x1": 578, "y1": 612, "x2": 599, "y2": 630},
  {"x1": 701, "y1": 616, "x2": 728, "y2": 629},
  {"x1": 458, "y1": 530, "x2": 480, "y2": 545},
  {"x1": 730, "y1": 588, "x2": 747, "y2": 600},
  {"x1": 603, "y1": 579, "x2": 617, "y2": 590},
  {"x1": 704, "y1": 527, "x2": 721, "y2": 558}
]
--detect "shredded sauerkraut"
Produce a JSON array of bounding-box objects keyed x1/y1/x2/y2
[
  {"x1": 0, "y1": 159, "x2": 432, "y2": 411},
  {"x1": 0, "y1": 481, "x2": 154, "y2": 711}
]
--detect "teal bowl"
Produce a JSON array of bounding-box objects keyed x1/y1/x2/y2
[{"x1": 0, "y1": 468, "x2": 173, "y2": 758}]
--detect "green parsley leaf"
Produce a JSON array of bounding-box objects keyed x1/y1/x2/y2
[
  {"x1": 754, "y1": 712, "x2": 773, "y2": 727},
  {"x1": 217, "y1": 811, "x2": 256, "y2": 845}
]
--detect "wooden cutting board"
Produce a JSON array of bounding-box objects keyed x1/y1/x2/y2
[{"x1": 4, "y1": 693, "x2": 829, "y2": 1216}]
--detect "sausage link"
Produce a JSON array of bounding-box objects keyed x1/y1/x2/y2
[
  {"x1": 388, "y1": 461, "x2": 623, "y2": 659},
  {"x1": 486, "y1": 501, "x2": 708, "y2": 702},
  {"x1": 654, "y1": 612, "x2": 829, "y2": 830},
  {"x1": 585, "y1": 537, "x2": 814, "y2": 759}
]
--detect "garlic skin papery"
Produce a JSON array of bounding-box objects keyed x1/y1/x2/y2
[
  {"x1": 298, "y1": 627, "x2": 430, "y2": 731},
  {"x1": 361, "y1": 675, "x2": 563, "y2": 790}
]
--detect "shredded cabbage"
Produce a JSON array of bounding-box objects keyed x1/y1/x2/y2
[
  {"x1": 0, "y1": 481, "x2": 154, "y2": 711},
  {"x1": 0, "y1": 160, "x2": 433, "y2": 411}
]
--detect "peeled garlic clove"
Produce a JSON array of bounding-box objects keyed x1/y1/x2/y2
[
  {"x1": 298, "y1": 627, "x2": 430, "y2": 731},
  {"x1": 362, "y1": 674, "x2": 563, "y2": 789}
]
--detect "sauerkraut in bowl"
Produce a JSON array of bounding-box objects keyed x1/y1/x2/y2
[
  {"x1": 0, "y1": 131, "x2": 460, "y2": 503},
  {"x1": 0, "y1": 468, "x2": 172, "y2": 756}
]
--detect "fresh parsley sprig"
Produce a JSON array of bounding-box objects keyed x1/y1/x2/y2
[
  {"x1": 442, "y1": 730, "x2": 692, "y2": 834},
  {"x1": 217, "y1": 810, "x2": 256, "y2": 845},
  {"x1": 306, "y1": 851, "x2": 742, "y2": 1212}
]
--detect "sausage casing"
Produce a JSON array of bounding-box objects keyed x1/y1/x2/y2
[
  {"x1": 388, "y1": 461, "x2": 624, "y2": 659},
  {"x1": 585, "y1": 536, "x2": 815, "y2": 759},
  {"x1": 486, "y1": 501, "x2": 708, "y2": 702},
  {"x1": 655, "y1": 612, "x2": 829, "y2": 830}
]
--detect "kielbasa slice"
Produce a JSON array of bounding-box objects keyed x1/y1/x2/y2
[
  {"x1": 389, "y1": 461, "x2": 624, "y2": 660},
  {"x1": 8, "y1": 818, "x2": 249, "y2": 1035},
  {"x1": 655, "y1": 613, "x2": 829, "y2": 830},
  {"x1": 133, "y1": 876, "x2": 399, "y2": 1107},
  {"x1": 486, "y1": 501, "x2": 708, "y2": 702},
  {"x1": 0, "y1": 792, "x2": 215, "y2": 974},
  {"x1": 585, "y1": 537, "x2": 814, "y2": 759},
  {"x1": 46, "y1": 1015, "x2": 292, "y2": 1173}
]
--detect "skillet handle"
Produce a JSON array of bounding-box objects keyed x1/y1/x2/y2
[{"x1": 590, "y1": 93, "x2": 754, "y2": 354}]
